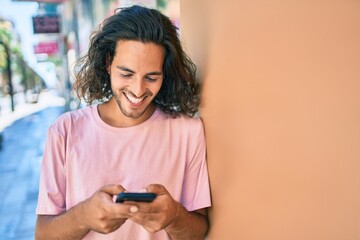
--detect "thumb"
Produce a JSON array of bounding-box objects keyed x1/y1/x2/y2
[
  {"x1": 100, "y1": 184, "x2": 126, "y2": 195},
  {"x1": 146, "y1": 184, "x2": 167, "y2": 195}
]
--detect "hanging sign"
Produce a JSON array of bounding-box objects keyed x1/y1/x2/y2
[
  {"x1": 32, "y1": 14, "x2": 60, "y2": 34},
  {"x1": 34, "y1": 42, "x2": 59, "y2": 55}
]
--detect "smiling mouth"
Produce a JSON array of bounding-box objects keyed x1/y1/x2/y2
[{"x1": 123, "y1": 92, "x2": 147, "y2": 105}]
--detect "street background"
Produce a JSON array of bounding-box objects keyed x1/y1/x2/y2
[{"x1": 0, "y1": 90, "x2": 65, "y2": 239}]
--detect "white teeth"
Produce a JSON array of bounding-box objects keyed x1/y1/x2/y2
[{"x1": 125, "y1": 93, "x2": 145, "y2": 104}]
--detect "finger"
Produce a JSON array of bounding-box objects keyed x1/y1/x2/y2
[
  {"x1": 113, "y1": 203, "x2": 140, "y2": 218},
  {"x1": 123, "y1": 201, "x2": 159, "y2": 214},
  {"x1": 101, "y1": 184, "x2": 126, "y2": 195},
  {"x1": 129, "y1": 212, "x2": 165, "y2": 232},
  {"x1": 129, "y1": 205, "x2": 139, "y2": 213},
  {"x1": 129, "y1": 212, "x2": 161, "y2": 224},
  {"x1": 146, "y1": 184, "x2": 166, "y2": 195}
]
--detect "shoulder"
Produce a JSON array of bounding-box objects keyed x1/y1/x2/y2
[
  {"x1": 157, "y1": 110, "x2": 205, "y2": 135},
  {"x1": 48, "y1": 106, "x2": 95, "y2": 135}
]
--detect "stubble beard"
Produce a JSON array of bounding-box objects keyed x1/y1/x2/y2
[{"x1": 112, "y1": 89, "x2": 152, "y2": 119}]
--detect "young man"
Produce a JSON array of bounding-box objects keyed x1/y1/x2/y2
[{"x1": 35, "y1": 5, "x2": 211, "y2": 240}]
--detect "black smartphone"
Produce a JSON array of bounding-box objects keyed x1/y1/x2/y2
[{"x1": 115, "y1": 192, "x2": 157, "y2": 203}]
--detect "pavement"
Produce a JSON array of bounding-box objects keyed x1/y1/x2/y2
[{"x1": 0, "y1": 90, "x2": 66, "y2": 239}]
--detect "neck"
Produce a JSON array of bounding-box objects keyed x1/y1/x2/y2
[{"x1": 97, "y1": 99, "x2": 156, "y2": 128}]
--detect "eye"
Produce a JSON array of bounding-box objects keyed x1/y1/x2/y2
[
  {"x1": 145, "y1": 76, "x2": 157, "y2": 82},
  {"x1": 121, "y1": 73, "x2": 132, "y2": 78}
]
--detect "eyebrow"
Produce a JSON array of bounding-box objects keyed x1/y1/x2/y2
[
  {"x1": 117, "y1": 66, "x2": 162, "y2": 75},
  {"x1": 117, "y1": 66, "x2": 135, "y2": 73}
]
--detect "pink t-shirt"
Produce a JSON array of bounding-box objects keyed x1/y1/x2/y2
[{"x1": 37, "y1": 105, "x2": 211, "y2": 239}]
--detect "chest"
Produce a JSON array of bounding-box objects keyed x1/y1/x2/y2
[{"x1": 63, "y1": 128, "x2": 188, "y2": 202}]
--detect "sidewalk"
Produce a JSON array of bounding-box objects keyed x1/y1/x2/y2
[
  {"x1": 0, "y1": 90, "x2": 65, "y2": 132},
  {"x1": 0, "y1": 90, "x2": 66, "y2": 239}
]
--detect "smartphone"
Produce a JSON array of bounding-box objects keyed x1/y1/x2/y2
[{"x1": 115, "y1": 192, "x2": 157, "y2": 203}]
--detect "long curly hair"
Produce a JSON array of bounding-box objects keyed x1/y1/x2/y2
[{"x1": 73, "y1": 5, "x2": 201, "y2": 117}]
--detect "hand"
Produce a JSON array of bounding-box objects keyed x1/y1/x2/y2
[
  {"x1": 77, "y1": 184, "x2": 135, "y2": 234},
  {"x1": 125, "y1": 184, "x2": 181, "y2": 233}
]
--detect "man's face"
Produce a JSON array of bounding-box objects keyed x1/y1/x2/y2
[{"x1": 108, "y1": 40, "x2": 164, "y2": 121}]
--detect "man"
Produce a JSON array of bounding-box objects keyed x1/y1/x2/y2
[{"x1": 35, "y1": 5, "x2": 211, "y2": 240}]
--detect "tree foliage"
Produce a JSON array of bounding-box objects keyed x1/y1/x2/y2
[{"x1": 0, "y1": 27, "x2": 12, "y2": 70}]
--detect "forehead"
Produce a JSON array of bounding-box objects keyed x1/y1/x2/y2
[{"x1": 113, "y1": 40, "x2": 164, "y2": 69}]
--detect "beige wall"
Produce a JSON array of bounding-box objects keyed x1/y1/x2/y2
[{"x1": 180, "y1": 0, "x2": 360, "y2": 239}]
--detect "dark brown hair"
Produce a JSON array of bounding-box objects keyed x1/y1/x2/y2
[{"x1": 73, "y1": 5, "x2": 200, "y2": 117}]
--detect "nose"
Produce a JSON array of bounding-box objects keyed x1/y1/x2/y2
[{"x1": 131, "y1": 77, "x2": 146, "y2": 97}]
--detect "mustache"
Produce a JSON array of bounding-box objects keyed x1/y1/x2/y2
[{"x1": 119, "y1": 88, "x2": 153, "y2": 98}]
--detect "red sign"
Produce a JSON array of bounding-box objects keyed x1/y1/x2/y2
[{"x1": 34, "y1": 42, "x2": 59, "y2": 55}]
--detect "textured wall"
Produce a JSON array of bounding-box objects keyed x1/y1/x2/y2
[{"x1": 180, "y1": 1, "x2": 360, "y2": 239}]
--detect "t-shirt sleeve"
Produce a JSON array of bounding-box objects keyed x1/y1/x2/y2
[
  {"x1": 181, "y1": 118, "x2": 212, "y2": 211},
  {"x1": 36, "y1": 123, "x2": 67, "y2": 215}
]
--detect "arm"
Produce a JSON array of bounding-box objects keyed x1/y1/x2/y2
[
  {"x1": 165, "y1": 206, "x2": 209, "y2": 240},
  {"x1": 36, "y1": 210, "x2": 89, "y2": 240},
  {"x1": 35, "y1": 185, "x2": 134, "y2": 240},
  {"x1": 126, "y1": 184, "x2": 209, "y2": 239}
]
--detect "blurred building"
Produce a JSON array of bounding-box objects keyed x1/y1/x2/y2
[
  {"x1": 0, "y1": 17, "x2": 44, "y2": 108},
  {"x1": 1, "y1": 4, "x2": 53, "y2": 107}
]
